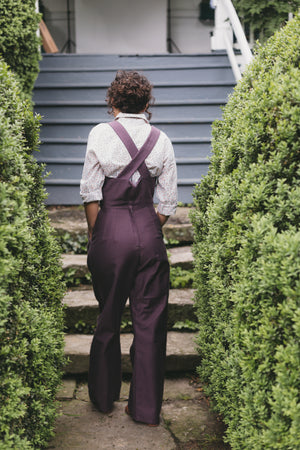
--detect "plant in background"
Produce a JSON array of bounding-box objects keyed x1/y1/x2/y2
[
  {"x1": 173, "y1": 320, "x2": 199, "y2": 331},
  {"x1": 170, "y1": 266, "x2": 195, "y2": 289},
  {"x1": 233, "y1": 0, "x2": 300, "y2": 40},
  {"x1": 0, "y1": 60, "x2": 65, "y2": 448},
  {"x1": 0, "y1": 0, "x2": 41, "y2": 97},
  {"x1": 191, "y1": 14, "x2": 300, "y2": 449},
  {"x1": 56, "y1": 231, "x2": 89, "y2": 254},
  {"x1": 64, "y1": 267, "x2": 92, "y2": 287}
]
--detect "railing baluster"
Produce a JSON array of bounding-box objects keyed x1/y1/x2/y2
[{"x1": 211, "y1": 0, "x2": 253, "y2": 81}]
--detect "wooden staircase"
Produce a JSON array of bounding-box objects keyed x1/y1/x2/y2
[{"x1": 33, "y1": 53, "x2": 235, "y2": 204}]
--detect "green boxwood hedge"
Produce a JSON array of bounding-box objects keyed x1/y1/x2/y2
[
  {"x1": 191, "y1": 13, "x2": 300, "y2": 449},
  {"x1": 0, "y1": 0, "x2": 41, "y2": 96},
  {"x1": 0, "y1": 60, "x2": 65, "y2": 448}
]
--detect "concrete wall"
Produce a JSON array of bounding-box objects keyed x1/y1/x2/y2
[
  {"x1": 74, "y1": 0, "x2": 167, "y2": 54},
  {"x1": 170, "y1": 0, "x2": 213, "y2": 53}
]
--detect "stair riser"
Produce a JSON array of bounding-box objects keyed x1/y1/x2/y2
[
  {"x1": 36, "y1": 67, "x2": 234, "y2": 85},
  {"x1": 63, "y1": 263, "x2": 193, "y2": 282},
  {"x1": 34, "y1": 85, "x2": 233, "y2": 102},
  {"x1": 54, "y1": 223, "x2": 193, "y2": 246},
  {"x1": 34, "y1": 141, "x2": 212, "y2": 160},
  {"x1": 45, "y1": 184, "x2": 196, "y2": 204},
  {"x1": 62, "y1": 247, "x2": 194, "y2": 285},
  {"x1": 35, "y1": 104, "x2": 224, "y2": 120},
  {"x1": 64, "y1": 303, "x2": 197, "y2": 333},
  {"x1": 40, "y1": 122, "x2": 213, "y2": 140},
  {"x1": 39, "y1": 53, "x2": 231, "y2": 69},
  {"x1": 42, "y1": 161, "x2": 208, "y2": 181},
  {"x1": 64, "y1": 353, "x2": 200, "y2": 374},
  {"x1": 64, "y1": 331, "x2": 200, "y2": 374}
]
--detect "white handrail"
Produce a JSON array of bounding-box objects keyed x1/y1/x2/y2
[
  {"x1": 211, "y1": 0, "x2": 253, "y2": 80},
  {"x1": 223, "y1": 32, "x2": 242, "y2": 81},
  {"x1": 222, "y1": 0, "x2": 252, "y2": 65}
]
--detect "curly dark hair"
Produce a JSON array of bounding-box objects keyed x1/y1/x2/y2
[{"x1": 106, "y1": 70, "x2": 154, "y2": 120}]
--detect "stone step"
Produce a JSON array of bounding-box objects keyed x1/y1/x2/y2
[
  {"x1": 62, "y1": 245, "x2": 194, "y2": 280},
  {"x1": 63, "y1": 288, "x2": 196, "y2": 332},
  {"x1": 49, "y1": 206, "x2": 194, "y2": 245},
  {"x1": 64, "y1": 332, "x2": 199, "y2": 374}
]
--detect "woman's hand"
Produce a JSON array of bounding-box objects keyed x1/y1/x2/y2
[
  {"x1": 84, "y1": 201, "x2": 99, "y2": 240},
  {"x1": 157, "y1": 212, "x2": 169, "y2": 227}
]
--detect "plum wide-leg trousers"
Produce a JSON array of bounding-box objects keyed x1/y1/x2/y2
[{"x1": 87, "y1": 121, "x2": 169, "y2": 425}]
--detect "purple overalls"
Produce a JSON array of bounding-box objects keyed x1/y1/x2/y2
[{"x1": 87, "y1": 120, "x2": 169, "y2": 425}]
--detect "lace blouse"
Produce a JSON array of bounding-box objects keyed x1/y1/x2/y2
[{"x1": 80, "y1": 112, "x2": 178, "y2": 216}]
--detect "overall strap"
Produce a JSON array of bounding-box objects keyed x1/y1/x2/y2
[{"x1": 109, "y1": 121, "x2": 160, "y2": 180}]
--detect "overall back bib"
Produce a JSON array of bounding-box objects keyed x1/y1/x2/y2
[{"x1": 87, "y1": 120, "x2": 170, "y2": 425}]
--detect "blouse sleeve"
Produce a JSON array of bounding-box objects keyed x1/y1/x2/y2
[
  {"x1": 80, "y1": 128, "x2": 105, "y2": 203},
  {"x1": 156, "y1": 135, "x2": 178, "y2": 216}
]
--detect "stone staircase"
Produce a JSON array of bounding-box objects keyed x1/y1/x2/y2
[
  {"x1": 49, "y1": 207, "x2": 199, "y2": 375},
  {"x1": 33, "y1": 53, "x2": 235, "y2": 204}
]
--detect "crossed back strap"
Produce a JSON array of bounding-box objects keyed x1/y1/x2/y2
[{"x1": 109, "y1": 120, "x2": 160, "y2": 180}]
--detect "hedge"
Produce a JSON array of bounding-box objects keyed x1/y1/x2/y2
[
  {"x1": 233, "y1": 0, "x2": 300, "y2": 40},
  {"x1": 0, "y1": 0, "x2": 41, "y2": 96},
  {"x1": 191, "y1": 13, "x2": 300, "y2": 449},
  {"x1": 0, "y1": 60, "x2": 65, "y2": 448}
]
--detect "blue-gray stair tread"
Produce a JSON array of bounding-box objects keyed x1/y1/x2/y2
[
  {"x1": 35, "y1": 80, "x2": 235, "y2": 88},
  {"x1": 35, "y1": 140, "x2": 212, "y2": 161},
  {"x1": 40, "y1": 118, "x2": 216, "y2": 125},
  {"x1": 43, "y1": 163, "x2": 208, "y2": 181},
  {"x1": 45, "y1": 184, "x2": 195, "y2": 204},
  {"x1": 39, "y1": 64, "x2": 232, "y2": 72},
  {"x1": 33, "y1": 85, "x2": 233, "y2": 102},
  {"x1": 40, "y1": 123, "x2": 213, "y2": 140},
  {"x1": 34, "y1": 99, "x2": 227, "y2": 106},
  {"x1": 64, "y1": 331, "x2": 199, "y2": 374},
  {"x1": 37, "y1": 157, "x2": 209, "y2": 164},
  {"x1": 40, "y1": 136, "x2": 211, "y2": 143},
  {"x1": 35, "y1": 68, "x2": 234, "y2": 85},
  {"x1": 40, "y1": 53, "x2": 231, "y2": 69},
  {"x1": 35, "y1": 105, "x2": 223, "y2": 121},
  {"x1": 46, "y1": 178, "x2": 200, "y2": 186}
]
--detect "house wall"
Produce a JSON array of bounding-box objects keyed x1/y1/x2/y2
[
  {"x1": 40, "y1": 0, "x2": 76, "y2": 53},
  {"x1": 170, "y1": 0, "x2": 213, "y2": 53},
  {"x1": 74, "y1": 0, "x2": 167, "y2": 54},
  {"x1": 40, "y1": 0, "x2": 213, "y2": 54}
]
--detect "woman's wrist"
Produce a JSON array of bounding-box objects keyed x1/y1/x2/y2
[
  {"x1": 84, "y1": 201, "x2": 99, "y2": 239},
  {"x1": 157, "y1": 211, "x2": 169, "y2": 227}
]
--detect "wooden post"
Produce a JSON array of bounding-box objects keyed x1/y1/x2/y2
[{"x1": 39, "y1": 19, "x2": 59, "y2": 53}]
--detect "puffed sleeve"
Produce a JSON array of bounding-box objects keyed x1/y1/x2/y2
[
  {"x1": 80, "y1": 127, "x2": 105, "y2": 203},
  {"x1": 156, "y1": 135, "x2": 178, "y2": 216}
]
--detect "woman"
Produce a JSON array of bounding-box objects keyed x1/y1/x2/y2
[{"x1": 80, "y1": 70, "x2": 177, "y2": 426}]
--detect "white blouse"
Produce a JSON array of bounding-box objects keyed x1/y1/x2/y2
[{"x1": 80, "y1": 112, "x2": 178, "y2": 216}]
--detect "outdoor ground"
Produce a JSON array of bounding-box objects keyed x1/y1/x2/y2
[{"x1": 48, "y1": 375, "x2": 230, "y2": 450}]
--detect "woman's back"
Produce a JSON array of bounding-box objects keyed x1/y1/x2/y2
[{"x1": 80, "y1": 112, "x2": 177, "y2": 216}]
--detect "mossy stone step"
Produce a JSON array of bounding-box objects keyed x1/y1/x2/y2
[
  {"x1": 63, "y1": 288, "x2": 196, "y2": 332},
  {"x1": 49, "y1": 206, "x2": 194, "y2": 244},
  {"x1": 64, "y1": 332, "x2": 200, "y2": 374},
  {"x1": 62, "y1": 245, "x2": 194, "y2": 280}
]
